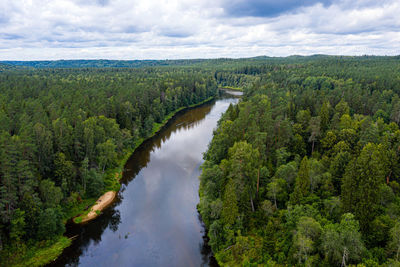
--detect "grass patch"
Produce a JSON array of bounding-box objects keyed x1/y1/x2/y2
[
  {"x1": 104, "y1": 169, "x2": 122, "y2": 192},
  {"x1": 63, "y1": 197, "x2": 96, "y2": 223},
  {"x1": 22, "y1": 237, "x2": 71, "y2": 267},
  {"x1": 69, "y1": 198, "x2": 96, "y2": 224},
  {"x1": 74, "y1": 216, "x2": 83, "y2": 224},
  {"x1": 2, "y1": 236, "x2": 71, "y2": 267}
]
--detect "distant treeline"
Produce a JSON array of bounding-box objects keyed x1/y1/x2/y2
[{"x1": 2, "y1": 54, "x2": 399, "y2": 69}]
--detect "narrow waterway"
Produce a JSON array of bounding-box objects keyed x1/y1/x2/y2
[{"x1": 50, "y1": 92, "x2": 240, "y2": 267}]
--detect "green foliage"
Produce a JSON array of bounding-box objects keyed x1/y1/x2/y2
[
  {"x1": 39, "y1": 179, "x2": 63, "y2": 208},
  {"x1": 267, "y1": 179, "x2": 283, "y2": 209},
  {"x1": 321, "y1": 213, "x2": 365, "y2": 266},
  {"x1": 389, "y1": 221, "x2": 400, "y2": 261},
  {"x1": 291, "y1": 156, "x2": 310, "y2": 204},
  {"x1": 3, "y1": 56, "x2": 400, "y2": 266},
  {"x1": 0, "y1": 65, "x2": 218, "y2": 261},
  {"x1": 85, "y1": 169, "x2": 104, "y2": 198},
  {"x1": 225, "y1": 141, "x2": 261, "y2": 212},
  {"x1": 205, "y1": 120, "x2": 237, "y2": 164},
  {"x1": 10, "y1": 209, "x2": 26, "y2": 243},
  {"x1": 198, "y1": 56, "x2": 400, "y2": 266},
  {"x1": 221, "y1": 179, "x2": 239, "y2": 225},
  {"x1": 217, "y1": 234, "x2": 263, "y2": 266},
  {"x1": 320, "y1": 101, "x2": 331, "y2": 132},
  {"x1": 97, "y1": 139, "x2": 118, "y2": 172},
  {"x1": 0, "y1": 236, "x2": 71, "y2": 267},
  {"x1": 54, "y1": 152, "x2": 76, "y2": 195},
  {"x1": 293, "y1": 217, "x2": 321, "y2": 265},
  {"x1": 274, "y1": 161, "x2": 298, "y2": 189},
  {"x1": 37, "y1": 207, "x2": 65, "y2": 240},
  {"x1": 342, "y1": 143, "x2": 388, "y2": 234}
]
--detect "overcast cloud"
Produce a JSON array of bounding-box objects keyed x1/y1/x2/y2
[{"x1": 0, "y1": 0, "x2": 398, "y2": 60}]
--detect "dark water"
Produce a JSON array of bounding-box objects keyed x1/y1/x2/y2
[{"x1": 49, "y1": 95, "x2": 240, "y2": 267}]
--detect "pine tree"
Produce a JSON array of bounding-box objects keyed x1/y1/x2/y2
[
  {"x1": 341, "y1": 143, "x2": 388, "y2": 234},
  {"x1": 308, "y1": 117, "x2": 321, "y2": 154},
  {"x1": 221, "y1": 179, "x2": 239, "y2": 225},
  {"x1": 320, "y1": 101, "x2": 331, "y2": 132},
  {"x1": 226, "y1": 141, "x2": 260, "y2": 213},
  {"x1": 291, "y1": 156, "x2": 310, "y2": 204}
]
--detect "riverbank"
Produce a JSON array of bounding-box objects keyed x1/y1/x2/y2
[
  {"x1": 79, "y1": 191, "x2": 117, "y2": 223},
  {"x1": 1, "y1": 236, "x2": 72, "y2": 267}
]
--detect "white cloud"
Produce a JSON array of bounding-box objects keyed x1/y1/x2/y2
[{"x1": 0, "y1": 0, "x2": 398, "y2": 60}]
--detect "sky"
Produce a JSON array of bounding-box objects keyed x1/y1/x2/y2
[{"x1": 0, "y1": 0, "x2": 399, "y2": 60}]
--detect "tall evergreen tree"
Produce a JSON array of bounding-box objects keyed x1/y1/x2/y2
[
  {"x1": 291, "y1": 156, "x2": 310, "y2": 204},
  {"x1": 341, "y1": 143, "x2": 388, "y2": 234}
]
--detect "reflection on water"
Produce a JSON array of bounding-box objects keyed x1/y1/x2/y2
[
  {"x1": 49, "y1": 97, "x2": 238, "y2": 267},
  {"x1": 121, "y1": 103, "x2": 213, "y2": 185},
  {"x1": 220, "y1": 89, "x2": 243, "y2": 96}
]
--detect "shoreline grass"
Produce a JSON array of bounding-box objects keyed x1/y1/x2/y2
[{"x1": 2, "y1": 236, "x2": 72, "y2": 267}]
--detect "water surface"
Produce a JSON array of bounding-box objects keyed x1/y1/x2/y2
[{"x1": 50, "y1": 95, "x2": 239, "y2": 267}]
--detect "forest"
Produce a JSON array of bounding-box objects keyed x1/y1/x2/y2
[
  {"x1": 199, "y1": 56, "x2": 400, "y2": 266},
  {"x1": 0, "y1": 65, "x2": 218, "y2": 265},
  {"x1": 1, "y1": 55, "x2": 400, "y2": 266}
]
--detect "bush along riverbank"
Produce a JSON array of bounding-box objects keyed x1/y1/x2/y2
[{"x1": 0, "y1": 66, "x2": 218, "y2": 266}]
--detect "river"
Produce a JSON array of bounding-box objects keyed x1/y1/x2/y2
[{"x1": 49, "y1": 92, "x2": 240, "y2": 267}]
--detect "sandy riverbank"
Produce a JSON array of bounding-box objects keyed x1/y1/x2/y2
[{"x1": 80, "y1": 191, "x2": 117, "y2": 223}]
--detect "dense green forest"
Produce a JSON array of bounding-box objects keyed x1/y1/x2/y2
[
  {"x1": 199, "y1": 56, "x2": 400, "y2": 266},
  {"x1": 2, "y1": 56, "x2": 400, "y2": 266},
  {"x1": 0, "y1": 66, "x2": 217, "y2": 265}
]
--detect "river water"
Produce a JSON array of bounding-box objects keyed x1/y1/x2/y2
[{"x1": 50, "y1": 92, "x2": 240, "y2": 267}]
